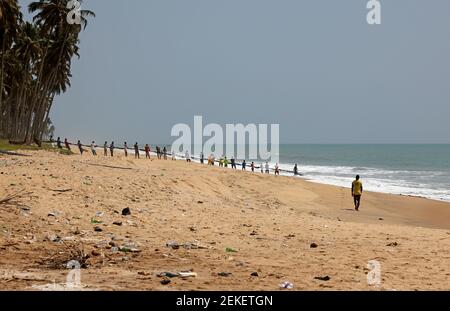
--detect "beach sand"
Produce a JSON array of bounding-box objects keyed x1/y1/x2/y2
[{"x1": 1, "y1": 149, "x2": 449, "y2": 291}]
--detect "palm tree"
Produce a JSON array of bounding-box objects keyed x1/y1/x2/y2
[
  {"x1": 0, "y1": 0, "x2": 21, "y2": 127},
  {"x1": 26, "y1": 0, "x2": 95, "y2": 141}
]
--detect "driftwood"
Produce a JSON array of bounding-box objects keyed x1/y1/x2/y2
[{"x1": 0, "y1": 190, "x2": 33, "y2": 209}]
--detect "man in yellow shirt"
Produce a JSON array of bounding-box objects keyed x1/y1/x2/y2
[{"x1": 352, "y1": 175, "x2": 363, "y2": 211}]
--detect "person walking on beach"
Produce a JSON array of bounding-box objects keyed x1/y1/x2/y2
[
  {"x1": 64, "y1": 138, "x2": 71, "y2": 151},
  {"x1": 200, "y1": 152, "x2": 204, "y2": 164},
  {"x1": 103, "y1": 141, "x2": 108, "y2": 156},
  {"x1": 231, "y1": 157, "x2": 236, "y2": 169},
  {"x1": 56, "y1": 137, "x2": 62, "y2": 149},
  {"x1": 251, "y1": 162, "x2": 255, "y2": 172},
  {"x1": 260, "y1": 163, "x2": 264, "y2": 173},
  {"x1": 110, "y1": 141, "x2": 115, "y2": 157},
  {"x1": 134, "y1": 142, "x2": 139, "y2": 159},
  {"x1": 91, "y1": 141, "x2": 97, "y2": 156},
  {"x1": 224, "y1": 156, "x2": 229, "y2": 168},
  {"x1": 145, "y1": 144, "x2": 151, "y2": 159},
  {"x1": 265, "y1": 162, "x2": 270, "y2": 174},
  {"x1": 163, "y1": 147, "x2": 167, "y2": 160},
  {"x1": 352, "y1": 175, "x2": 363, "y2": 211},
  {"x1": 124, "y1": 142, "x2": 128, "y2": 157},
  {"x1": 242, "y1": 160, "x2": 247, "y2": 171},
  {"x1": 77, "y1": 140, "x2": 84, "y2": 155}
]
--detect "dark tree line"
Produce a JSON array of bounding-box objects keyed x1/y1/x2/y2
[{"x1": 0, "y1": 0, "x2": 94, "y2": 143}]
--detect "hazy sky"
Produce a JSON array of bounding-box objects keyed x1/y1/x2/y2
[{"x1": 19, "y1": 0, "x2": 450, "y2": 144}]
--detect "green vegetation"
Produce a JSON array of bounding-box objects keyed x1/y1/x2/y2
[{"x1": 0, "y1": 139, "x2": 73, "y2": 155}]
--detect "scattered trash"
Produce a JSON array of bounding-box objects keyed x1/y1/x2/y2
[
  {"x1": 166, "y1": 241, "x2": 180, "y2": 249},
  {"x1": 91, "y1": 218, "x2": 102, "y2": 224},
  {"x1": 279, "y1": 281, "x2": 294, "y2": 289},
  {"x1": 218, "y1": 272, "x2": 232, "y2": 277},
  {"x1": 119, "y1": 246, "x2": 141, "y2": 253},
  {"x1": 197, "y1": 201, "x2": 204, "y2": 204},
  {"x1": 387, "y1": 242, "x2": 398, "y2": 247},
  {"x1": 46, "y1": 233, "x2": 61, "y2": 243},
  {"x1": 157, "y1": 272, "x2": 180, "y2": 278},
  {"x1": 47, "y1": 212, "x2": 57, "y2": 217},
  {"x1": 225, "y1": 247, "x2": 238, "y2": 253},
  {"x1": 250, "y1": 231, "x2": 258, "y2": 236},
  {"x1": 310, "y1": 243, "x2": 318, "y2": 248},
  {"x1": 160, "y1": 279, "x2": 171, "y2": 285},
  {"x1": 285, "y1": 234, "x2": 295, "y2": 239},
  {"x1": 122, "y1": 208, "x2": 131, "y2": 216},
  {"x1": 96, "y1": 211, "x2": 104, "y2": 217},
  {"x1": 314, "y1": 276, "x2": 331, "y2": 281},
  {"x1": 157, "y1": 271, "x2": 197, "y2": 279},
  {"x1": 94, "y1": 226, "x2": 103, "y2": 232},
  {"x1": 251, "y1": 272, "x2": 259, "y2": 277},
  {"x1": 113, "y1": 221, "x2": 123, "y2": 226},
  {"x1": 379, "y1": 218, "x2": 384, "y2": 221}
]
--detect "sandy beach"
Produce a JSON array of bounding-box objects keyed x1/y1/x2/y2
[{"x1": 1, "y1": 149, "x2": 449, "y2": 291}]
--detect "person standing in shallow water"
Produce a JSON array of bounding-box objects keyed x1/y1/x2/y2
[{"x1": 352, "y1": 175, "x2": 364, "y2": 211}]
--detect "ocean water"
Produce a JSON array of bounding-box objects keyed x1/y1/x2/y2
[{"x1": 276, "y1": 144, "x2": 450, "y2": 202}]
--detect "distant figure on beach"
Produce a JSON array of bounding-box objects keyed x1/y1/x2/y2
[
  {"x1": 110, "y1": 142, "x2": 114, "y2": 157},
  {"x1": 251, "y1": 162, "x2": 255, "y2": 172},
  {"x1": 260, "y1": 163, "x2": 264, "y2": 173},
  {"x1": 134, "y1": 142, "x2": 139, "y2": 159},
  {"x1": 124, "y1": 142, "x2": 128, "y2": 157},
  {"x1": 265, "y1": 162, "x2": 270, "y2": 174},
  {"x1": 171, "y1": 151, "x2": 176, "y2": 161},
  {"x1": 91, "y1": 141, "x2": 97, "y2": 156},
  {"x1": 352, "y1": 175, "x2": 363, "y2": 211},
  {"x1": 185, "y1": 150, "x2": 191, "y2": 162},
  {"x1": 224, "y1": 156, "x2": 229, "y2": 168},
  {"x1": 56, "y1": 137, "x2": 62, "y2": 149},
  {"x1": 77, "y1": 140, "x2": 84, "y2": 155},
  {"x1": 163, "y1": 147, "x2": 167, "y2": 160},
  {"x1": 231, "y1": 157, "x2": 236, "y2": 169},
  {"x1": 145, "y1": 144, "x2": 150, "y2": 159},
  {"x1": 156, "y1": 146, "x2": 161, "y2": 159},
  {"x1": 208, "y1": 154, "x2": 214, "y2": 165},
  {"x1": 275, "y1": 163, "x2": 280, "y2": 176},
  {"x1": 242, "y1": 160, "x2": 247, "y2": 171},
  {"x1": 200, "y1": 152, "x2": 204, "y2": 164},
  {"x1": 103, "y1": 142, "x2": 107, "y2": 156},
  {"x1": 219, "y1": 157, "x2": 224, "y2": 167},
  {"x1": 64, "y1": 138, "x2": 71, "y2": 151},
  {"x1": 293, "y1": 164, "x2": 298, "y2": 176},
  {"x1": 49, "y1": 135, "x2": 54, "y2": 143}
]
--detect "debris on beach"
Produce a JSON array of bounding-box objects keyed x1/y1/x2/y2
[
  {"x1": 314, "y1": 276, "x2": 331, "y2": 281},
  {"x1": 93, "y1": 226, "x2": 103, "y2": 232},
  {"x1": 386, "y1": 242, "x2": 399, "y2": 247},
  {"x1": 122, "y1": 208, "x2": 131, "y2": 216},
  {"x1": 160, "y1": 279, "x2": 171, "y2": 285},
  {"x1": 225, "y1": 247, "x2": 238, "y2": 253},
  {"x1": 279, "y1": 281, "x2": 294, "y2": 289},
  {"x1": 251, "y1": 272, "x2": 259, "y2": 277},
  {"x1": 218, "y1": 272, "x2": 232, "y2": 277},
  {"x1": 310, "y1": 243, "x2": 318, "y2": 248},
  {"x1": 113, "y1": 221, "x2": 123, "y2": 226}
]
